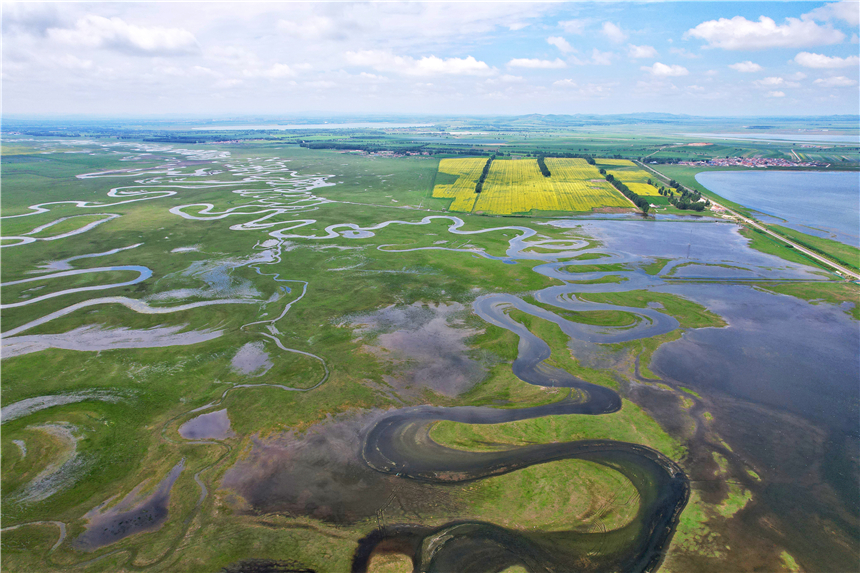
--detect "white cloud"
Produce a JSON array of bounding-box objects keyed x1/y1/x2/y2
[
  {"x1": 346, "y1": 50, "x2": 492, "y2": 76},
  {"x1": 55, "y1": 54, "x2": 93, "y2": 70},
  {"x1": 191, "y1": 66, "x2": 217, "y2": 77},
  {"x1": 244, "y1": 63, "x2": 297, "y2": 79},
  {"x1": 767, "y1": 91, "x2": 785, "y2": 97},
  {"x1": 601, "y1": 22, "x2": 627, "y2": 43},
  {"x1": 553, "y1": 78, "x2": 578, "y2": 88},
  {"x1": 755, "y1": 76, "x2": 785, "y2": 87},
  {"x1": 787, "y1": 72, "x2": 807, "y2": 80},
  {"x1": 207, "y1": 46, "x2": 259, "y2": 68},
  {"x1": 641, "y1": 62, "x2": 689, "y2": 76},
  {"x1": 304, "y1": 80, "x2": 336, "y2": 89},
  {"x1": 559, "y1": 19, "x2": 587, "y2": 34},
  {"x1": 213, "y1": 78, "x2": 243, "y2": 89},
  {"x1": 47, "y1": 15, "x2": 198, "y2": 56},
  {"x1": 2, "y1": 3, "x2": 63, "y2": 36},
  {"x1": 578, "y1": 82, "x2": 617, "y2": 96},
  {"x1": 685, "y1": 16, "x2": 844, "y2": 50},
  {"x1": 804, "y1": 1, "x2": 860, "y2": 27},
  {"x1": 729, "y1": 61, "x2": 763, "y2": 72},
  {"x1": 591, "y1": 49, "x2": 614, "y2": 66},
  {"x1": 669, "y1": 47, "x2": 700, "y2": 59},
  {"x1": 628, "y1": 44, "x2": 658, "y2": 59},
  {"x1": 635, "y1": 79, "x2": 680, "y2": 95},
  {"x1": 277, "y1": 17, "x2": 341, "y2": 41},
  {"x1": 485, "y1": 74, "x2": 525, "y2": 85},
  {"x1": 547, "y1": 36, "x2": 575, "y2": 54},
  {"x1": 507, "y1": 57, "x2": 566, "y2": 69},
  {"x1": 794, "y1": 52, "x2": 860, "y2": 68},
  {"x1": 814, "y1": 76, "x2": 858, "y2": 87}
]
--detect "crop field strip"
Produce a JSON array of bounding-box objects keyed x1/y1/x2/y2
[
  {"x1": 604, "y1": 166, "x2": 663, "y2": 196},
  {"x1": 433, "y1": 157, "x2": 632, "y2": 215},
  {"x1": 542, "y1": 158, "x2": 633, "y2": 211},
  {"x1": 432, "y1": 158, "x2": 487, "y2": 212},
  {"x1": 595, "y1": 158, "x2": 637, "y2": 167}
]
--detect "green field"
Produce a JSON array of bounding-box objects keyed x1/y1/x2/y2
[{"x1": 1, "y1": 134, "x2": 857, "y2": 573}]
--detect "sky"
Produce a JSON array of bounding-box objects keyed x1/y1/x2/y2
[{"x1": 3, "y1": 1, "x2": 859, "y2": 117}]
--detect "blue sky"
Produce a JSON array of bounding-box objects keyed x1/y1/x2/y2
[{"x1": 3, "y1": 1, "x2": 858, "y2": 117}]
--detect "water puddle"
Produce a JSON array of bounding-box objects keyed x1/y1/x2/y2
[
  {"x1": 74, "y1": 459, "x2": 185, "y2": 550},
  {"x1": 231, "y1": 342, "x2": 273, "y2": 376},
  {"x1": 346, "y1": 302, "x2": 485, "y2": 398},
  {"x1": 178, "y1": 409, "x2": 235, "y2": 440}
]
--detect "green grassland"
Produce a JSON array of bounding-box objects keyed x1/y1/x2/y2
[
  {"x1": 769, "y1": 224, "x2": 860, "y2": 272},
  {"x1": 0, "y1": 135, "x2": 846, "y2": 573},
  {"x1": 577, "y1": 291, "x2": 727, "y2": 330},
  {"x1": 739, "y1": 226, "x2": 833, "y2": 271}
]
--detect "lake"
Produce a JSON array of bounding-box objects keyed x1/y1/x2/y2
[
  {"x1": 695, "y1": 170, "x2": 860, "y2": 248},
  {"x1": 189, "y1": 123, "x2": 431, "y2": 130},
  {"x1": 681, "y1": 132, "x2": 860, "y2": 144}
]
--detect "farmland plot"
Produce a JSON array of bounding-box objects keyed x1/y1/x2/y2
[
  {"x1": 433, "y1": 157, "x2": 633, "y2": 215},
  {"x1": 432, "y1": 158, "x2": 487, "y2": 211},
  {"x1": 543, "y1": 158, "x2": 633, "y2": 212},
  {"x1": 605, "y1": 165, "x2": 663, "y2": 196},
  {"x1": 595, "y1": 158, "x2": 637, "y2": 167}
]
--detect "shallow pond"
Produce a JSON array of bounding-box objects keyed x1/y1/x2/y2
[{"x1": 179, "y1": 409, "x2": 235, "y2": 440}]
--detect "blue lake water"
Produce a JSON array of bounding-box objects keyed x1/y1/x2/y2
[
  {"x1": 682, "y1": 132, "x2": 860, "y2": 144},
  {"x1": 696, "y1": 170, "x2": 860, "y2": 248},
  {"x1": 189, "y1": 123, "x2": 430, "y2": 130}
]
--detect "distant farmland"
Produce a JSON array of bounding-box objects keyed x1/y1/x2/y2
[{"x1": 432, "y1": 157, "x2": 633, "y2": 215}]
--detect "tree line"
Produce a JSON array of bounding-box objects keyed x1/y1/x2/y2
[
  {"x1": 475, "y1": 155, "x2": 495, "y2": 193},
  {"x1": 536, "y1": 156, "x2": 551, "y2": 177},
  {"x1": 532, "y1": 152, "x2": 597, "y2": 164},
  {"x1": 600, "y1": 169, "x2": 649, "y2": 214},
  {"x1": 656, "y1": 179, "x2": 709, "y2": 211}
]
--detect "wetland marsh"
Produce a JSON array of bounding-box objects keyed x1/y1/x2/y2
[{"x1": 1, "y1": 136, "x2": 857, "y2": 573}]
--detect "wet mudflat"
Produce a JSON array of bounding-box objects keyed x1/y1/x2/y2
[
  {"x1": 347, "y1": 302, "x2": 485, "y2": 398},
  {"x1": 74, "y1": 459, "x2": 185, "y2": 550}
]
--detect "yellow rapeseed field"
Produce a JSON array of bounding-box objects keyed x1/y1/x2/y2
[
  {"x1": 433, "y1": 157, "x2": 633, "y2": 214},
  {"x1": 595, "y1": 158, "x2": 636, "y2": 167},
  {"x1": 626, "y1": 182, "x2": 662, "y2": 196},
  {"x1": 431, "y1": 158, "x2": 487, "y2": 212},
  {"x1": 606, "y1": 168, "x2": 662, "y2": 196}
]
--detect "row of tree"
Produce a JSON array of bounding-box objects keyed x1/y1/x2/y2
[
  {"x1": 475, "y1": 155, "x2": 495, "y2": 193},
  {"x1": 536, "y1": 156, "x2": 551, "y2": 177},
  {"x1": 601, "y1": 170, "x2": 650, "y2": 214},
  {"x1": 531, "y1": 152, "x2": 597, "y2": 164},
  {"x1": 299, "y1": 141, "x2": 425, "y2": 153},
  {"x1": 655, "y1": 180, "x2": 710, "y2": 211}
]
